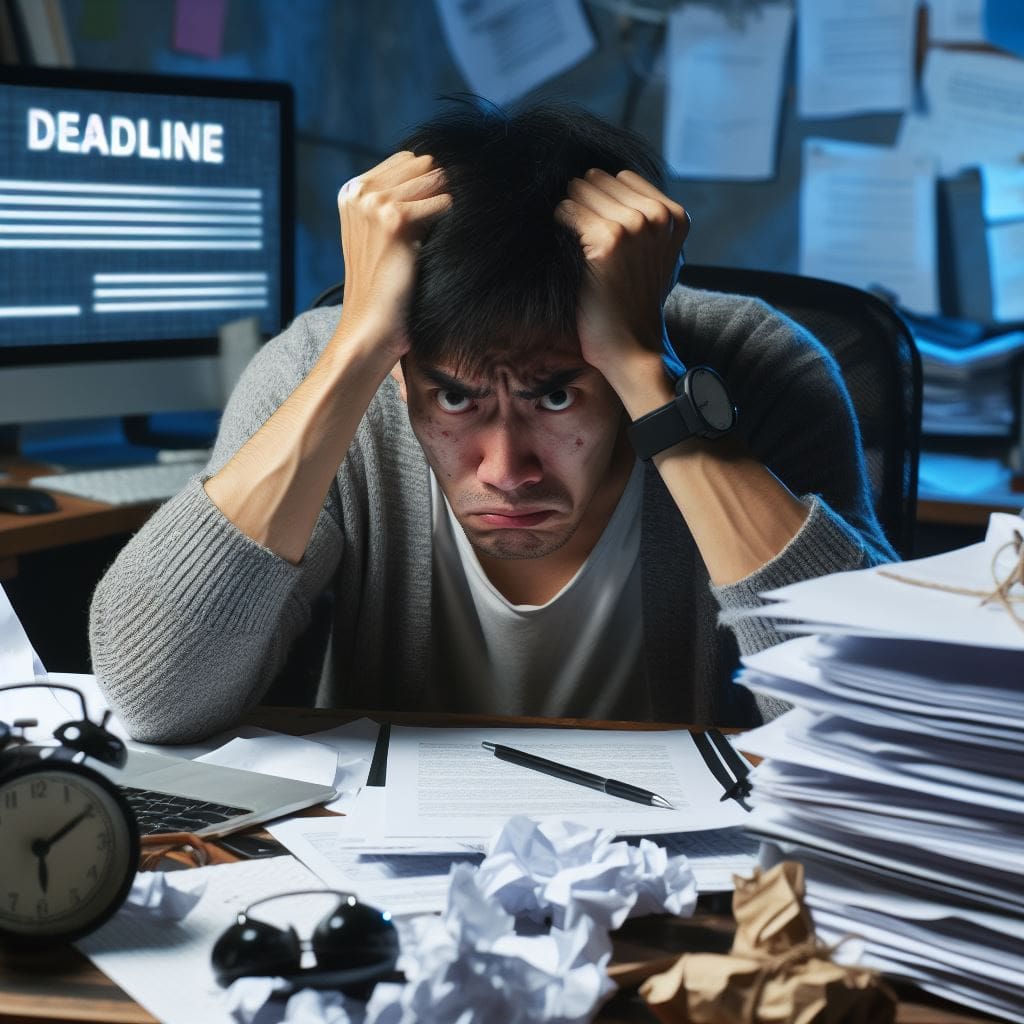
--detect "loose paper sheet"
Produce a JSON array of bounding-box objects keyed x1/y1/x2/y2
[
  {"x1": 799, "y1": 137, "x2": 938, "y2": 314},
  {"x1": 739, "y1": 512, "x2": 1024, "y2": 650},
  {"x1": 663, "y1": 3, "x2": 792, "y2": 180},
  {"x1": 383, "y1": 726, "x2": 748, "y2": 841},
  {"x1": 796, "y1": 0, "x2": 916, "y2": 118},
  {"x1": 78, "y1": 856, "x2": 323, "y2": 1024},
  {"x1": 981, "y1": 163, "x2": 1024, "y2": 223},
  {"x1": 925, "y1": 0, "x2": 985, "y2": 42},
  {"x1": 986, "y1": 221, "x2": 1024, "y2": 323},
  {"x1": 433, "y1": 0, "x2": 594, "y2": 105},
  {"x1": 898, "y1": 49, "x2": 1024, "y2": 176},
  {"x1": 0, "y1": 580, "x2": 46, "y2": 684}
]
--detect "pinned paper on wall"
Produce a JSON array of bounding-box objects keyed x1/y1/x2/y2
[
  {"x1": 986, "y1": 222, "x2": 1024, "y2": 323},
  {"x1": 799, "y1": 138, "x2": 938, "y2": 315},
  {"x1": 173, "y1": 0, "x2": 227, "y2": 60},
  {"x1": 796, "y1": 0, "x2": 917, "y2": 119},
  {"x1": 433, "y1": 0, "x2": 594, "y2": 106},
  {"x1": 663, "y1": 2, "x2": 793, "y2": 181},
  {"x1": 898, "y1": 49, "x2": 1024, "y2": 177},
  {"x1": 925, "y1": 0, "x2": 985, "y2": 44}
]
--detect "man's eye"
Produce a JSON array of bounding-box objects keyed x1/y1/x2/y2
[
  {"x1": 435, "y1": 390, "x2": 474, "y2": 413},
  {"x1": 538, "y1": 388, "x2": 576, "y2": 412}
]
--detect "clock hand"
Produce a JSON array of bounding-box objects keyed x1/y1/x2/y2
[
  {"x1": 42, "y1": 807, "x2": 94, "y2": 848},
  {"x1": 29, "y1": 808, "x2": 94, "y2": 893},
  {"x1": 30, "y1": 841, "x2": 49, "y2": 893}
]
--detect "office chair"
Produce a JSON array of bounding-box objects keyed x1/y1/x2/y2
[
  {"x1": 679, "y1": 264, "x2": 922, "y2": 560},
  {"x1": 306, "y1": 269, "x2": 922, "y2": 558}
]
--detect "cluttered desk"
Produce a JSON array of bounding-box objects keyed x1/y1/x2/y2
[{"x1": 0, "y1": 510, "x2": 1021, "y2": 1024}]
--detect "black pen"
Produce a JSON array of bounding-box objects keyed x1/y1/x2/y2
[{"x1": 481, "y1": 741, "x2": 674, "y2": 809}]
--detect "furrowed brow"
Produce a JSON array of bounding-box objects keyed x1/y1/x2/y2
[
  {"x1": 513, "y1": 368, "x2": 586, "y2": 401},
  {"x1": 418, "y1": 366, "x2": 492, "y2": 400}
]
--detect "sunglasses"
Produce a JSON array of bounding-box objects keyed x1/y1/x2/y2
[{"x1": 211, "y1": 889, "x2": 400, "y2": 996}]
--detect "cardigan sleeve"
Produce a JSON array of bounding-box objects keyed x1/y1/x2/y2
[
  {"x1": 663, "y1": 284, "x2": 897, "y2": 663},
  {"x1": 89, "y1": 310, "x2": 347, "y2": 744}
]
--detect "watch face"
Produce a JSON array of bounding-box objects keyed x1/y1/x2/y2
[
  {"x1": 688, "y1": 368, "x2": 735, "y2": 432},
  {"x1": 0, "y1": 765, "x2": 137, "y2": 941}
]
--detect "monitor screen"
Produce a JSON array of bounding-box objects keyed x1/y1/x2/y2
[{"x1": 0, "y1": 66, "x2": 293, "y2": 428}]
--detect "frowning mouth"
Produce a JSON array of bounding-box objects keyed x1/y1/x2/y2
[{"x1": 473, "y1": 509, "x2": 556, "y2": 528}]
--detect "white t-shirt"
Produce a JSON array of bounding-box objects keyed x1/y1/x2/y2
[{"x1": 428, "y1": 459, "x2": 650, "y2": 718}]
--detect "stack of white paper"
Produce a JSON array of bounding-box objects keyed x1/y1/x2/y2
[
  {"x1": 905, "y1": 316, "x2": 1024, "y2": 438},
  {"x1": 734, "y1": 512, "x2": 1024, "y2": 1023}
]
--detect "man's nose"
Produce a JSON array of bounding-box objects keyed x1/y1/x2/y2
[{"x1": 476, "y1": 422, "x2": 543, "y2": 492}]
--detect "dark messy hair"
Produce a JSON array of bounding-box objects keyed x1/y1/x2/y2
[{"x1": 398, "y1": 97, "x2": 665, "y2": 373}]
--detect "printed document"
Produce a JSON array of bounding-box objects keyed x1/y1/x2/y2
[
  {"x1": 795, "y1": 0, "x2": 916, "y2": 118},
  {"x1": 800, "y1": 137, "x2": 938, "y2": 314},
  {"x1": 663, "y1": 3, "x2": 792, "y2": 180},
  {"x1": 383, "y1": 725, "x2": 749, "y2": 840},
  {"x1": 898, "y1": 49, "x2": 1024, "y2": 176},
  {"x1": 925, "y1": 0, "x2": 986, "y2": 43},
  {"x1": 986, "y1": 221, "x2": 1024, "y2": 323},
  {"x1": 434, "y1": 0, "x2": 594, "y2": 105}
]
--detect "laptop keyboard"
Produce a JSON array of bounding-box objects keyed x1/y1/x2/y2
[{"x1": 120, "y1": 785, "x2": 252, "y2": 835}]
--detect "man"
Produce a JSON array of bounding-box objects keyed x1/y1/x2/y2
[{"x1": 90, "y1": 102, "x2": 894, "y2": 743}]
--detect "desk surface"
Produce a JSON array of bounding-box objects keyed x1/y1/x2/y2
[
  {"x1": 0, "y1": 459, "x2": 153, "y2": 571},
  {"x1": 0, "y1": 709, "x2": 1000, "y2": 1024}
]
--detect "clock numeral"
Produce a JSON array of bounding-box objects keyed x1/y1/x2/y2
[
  {"x1": 30, "y1": 780, "x2": 47, "y2": 799},
  {"x1": 87, "y1": 864, "x2": 98, "y2": 881},
  {"x1": 64, "y1": 784, "x2": 72, "y2": 803},
  {"x1": 69, "y1": 887, "x2": 81, "y2": 907},
  {"x1": 97, "y1": 832, "x2": 110, "y2": 852},
  {"x1": 3, "y1": 792, "x2": 16, "y2": 810},
  {"x1": 36, "y1": 898, "x2": 48, "y2": 918},
  {"x1": 6, "y1": 893, "x2": 17, "y2": 912}
]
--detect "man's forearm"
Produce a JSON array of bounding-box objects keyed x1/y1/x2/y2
[{"x1": 204, "y1": 325, "x2": 396, "y2": 565}]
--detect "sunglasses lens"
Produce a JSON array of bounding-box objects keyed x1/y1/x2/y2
[
  {"x1": 312, "y1": 899, "x2": 399, "y2": 971},
  {"x1": 211, "y1": 919, "x2": 301, "y2": 985}
]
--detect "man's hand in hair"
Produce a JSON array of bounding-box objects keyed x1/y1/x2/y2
[
  {"x1": 335, "y1": 151, "x2": 451, "y2": 364},
  {"x1": 555, "y1": 169, "x2": 689, "y2": 418}
]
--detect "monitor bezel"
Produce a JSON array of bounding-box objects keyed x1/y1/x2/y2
[{"x1": 0, "y1": 64, "x2": 295, "y2": 370}]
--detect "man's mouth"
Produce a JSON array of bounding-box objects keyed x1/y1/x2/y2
[{"x1": 473, "y1": 509, "x2": 555, "y2": 528}]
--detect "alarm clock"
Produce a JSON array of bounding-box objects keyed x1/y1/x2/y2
[{"x1": 0, "y1": 683, "x2": 140, "y2": 945}]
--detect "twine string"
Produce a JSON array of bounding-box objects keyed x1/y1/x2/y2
[{"x1": 876, "y1": 530, "x2": 1024, "y2": 632}]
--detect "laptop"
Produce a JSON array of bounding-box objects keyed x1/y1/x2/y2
[{"x1": 94, "y1": 747, "x2": 337, "y2": 838}]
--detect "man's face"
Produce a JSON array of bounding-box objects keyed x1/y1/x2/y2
[{"x1": 397, "y1": 345, "x2": 631, "y2": 562}]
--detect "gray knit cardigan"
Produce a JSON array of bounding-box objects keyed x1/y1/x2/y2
[{"x1": 89, "y1": 285, "x2": 895, "y2": 742}]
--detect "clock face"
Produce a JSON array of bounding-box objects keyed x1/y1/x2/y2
[{"x1": 0, "y1": 766, "x2": 137, "y2": 941}]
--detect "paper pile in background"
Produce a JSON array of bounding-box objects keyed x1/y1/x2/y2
[
  {"x1": 903, "y1": 312, "x2": 1024, "y2": 438},
  {"x1": 734, "y1": 513, "x2": 1024, "y2": 1023}
]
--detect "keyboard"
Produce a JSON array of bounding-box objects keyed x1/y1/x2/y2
[
  {"x1": 119, "y1": 785, "x2": 251, "y2": 836},
  {"x1": 30, "y1": 458, "x2": 208, "y2": 505}
]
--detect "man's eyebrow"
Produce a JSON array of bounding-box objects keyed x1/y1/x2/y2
[
  {"x1": 513, "y1": 367, "x2": 586, "y2": 400},
  {"x1": 417, "y1": 365, "x2": 586, "y2": 401},
  {"x1": 418, "y1": 366, "x2": 492, "y2": 399}
]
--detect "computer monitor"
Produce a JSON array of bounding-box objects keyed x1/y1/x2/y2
[{"x1": 0, "y1": 66, "x2": 294, "y2": 435}]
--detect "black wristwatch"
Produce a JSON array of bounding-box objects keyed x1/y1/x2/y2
[{"x1": 628, "y1": 366, "x2": 737, "y2": 461}]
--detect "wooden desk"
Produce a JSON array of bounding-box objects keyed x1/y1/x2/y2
[
  {"x1": 0, "y1": 710, "x2": 999, "y2": 1024},
  {"x1": 917, "y1": 450, "x2": 1022, "y2": 528},
  {"x1": 0, "y1": 459, "x2": 154, "y2": 579}
]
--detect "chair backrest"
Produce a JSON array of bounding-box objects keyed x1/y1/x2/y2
[{"x1": 679, "y1": 264, "x2": 922, "y2": 559}]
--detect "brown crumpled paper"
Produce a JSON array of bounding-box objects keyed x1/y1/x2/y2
[{"x1": 638, "y1": 861, "x2": 897, "y2": 1024}]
